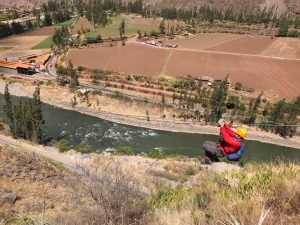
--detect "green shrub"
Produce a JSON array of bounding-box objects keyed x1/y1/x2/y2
[
  {"x1": 115, "y1": 146, "x2": 134, "y2": 155},
  {"x1": 185, "y1": 166, "x2": 196, "y2": 176},
  {"x1": 76, "y1": 144, "x2": 93, "y2": 154},
  {"x1": 147, "y1": 149, "x2": 165, "y2": 159},
  {"x1": 50, "y1": 139, "x2": 70, "y2": 153},
  {"x1": 147, "y1": 187, "x2": 192, "y2": 210}
]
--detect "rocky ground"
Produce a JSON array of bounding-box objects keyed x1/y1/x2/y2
[{"x1": 0, "y1": 145, "x2": 93, "y2": 224}]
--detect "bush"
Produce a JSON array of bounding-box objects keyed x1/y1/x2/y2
[
  {"x1": 76, "y1": 144, "x2": 93, "y2": 154},
  {"x1": 50, "y1": 139, "x2": 70, "y2": 153},
  {"x1": 185, "y1": 166, "x2": 196, "y2": 176},
  {"x1": 115, "y1": 146, "x2": 134, "y2": 155},
  {"x1": 147, "y1": 149, "x2": 165, "y2": 159},
  {"x1": 235, "y1": 82, "x2": 243, "y2": 91},
  {"x1": 150, "y1": 30, "x2": 159, "y2": 37}
]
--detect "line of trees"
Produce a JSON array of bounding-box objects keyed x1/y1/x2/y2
[
  {"x1": 259, "y1": 97, "x2": 300, "y2": 137},
  {"x1": 4, "y1": 84, "x2": 44, "y2": 143},
  {"x1": 168, "y1": 75, "x2": 299, "y2": 137},
  {"x1": 153, "y1": 6, "x2": 299, "y2": 28},
  {"x1": 74, "y1": 0, "x2": 143, "y2": 27},
  {"x1": 0, "y1": 20, "x2": 35, "y2": 39}
]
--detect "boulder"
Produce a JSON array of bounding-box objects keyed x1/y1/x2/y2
[{"x1": 2, "y1": 192, "x2": 20, "y2": 204}]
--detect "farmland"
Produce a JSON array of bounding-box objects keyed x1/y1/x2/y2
[
  {"x1": 0, "y1": 26, "x2": 57, "y2": 50},
  {"x1": 67, "y1": 33, "x2": 300, "y2": 99},
  {"x1": 83, "y1": 15, "x2": 173, "y2": 38},
  {"x1": 68, "y1": 44, "x2": 168, "y2": 76}
]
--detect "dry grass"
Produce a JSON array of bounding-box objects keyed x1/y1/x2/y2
[{"x1": 146, "y1": 160, "x2": 300, "y2": 225}]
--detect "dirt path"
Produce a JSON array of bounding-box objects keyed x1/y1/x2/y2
[{"x1": 0, "y1": 134, "x2": 78, "y2": 171}]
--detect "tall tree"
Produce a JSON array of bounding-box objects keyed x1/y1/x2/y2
[
  {"x1": 159, "y1": 20, "x2": 166, "y2": 34},
  {"x1": 4, "y1": 84, "x2": 13, "y2": 124},
  {"x1": 207, "y1": 76, "x2": 229, "y2": 124},
  {"x1": 119, "y1": 19, "x2": 125, "y2": 39}
]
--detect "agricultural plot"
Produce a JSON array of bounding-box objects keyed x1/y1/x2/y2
[
  {"x1": 0, "y1": 26, "x2": 58, "y2": 50},
  {"x1": 68, "y1": 36, "x2": 300, "y2": 99},
  {"x1": 166, "y1": 33, "x2": 241, "y2": 50},
  {"x1": 84, "y1": 15, "x2": 164, "y2": 38},
  {"x1": 261, "y1": 38, "x2": 300, "y2": 59},
  {"x1": 71, "y1": 17, "x2": 93, "y2": 34},
  {"x1": 67, "y1": 43, "x2": 168, "y2": 77},
  {"x1": 166, "y1": 50, "x2": 300, "y2": 99}
]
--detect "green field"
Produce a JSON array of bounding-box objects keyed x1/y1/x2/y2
[
  {"x1": 55, "y1": 18, "x2": 76, "y2": 27},
  {"x1": 85, "y1": 16, "x2": 158, "y2": 38},
  {"x1": 32, "y1": 36, "x2": 54, "y2": 49},
  {"x1": 0, "y1": 14, "x2": 10, "y2": 22}
]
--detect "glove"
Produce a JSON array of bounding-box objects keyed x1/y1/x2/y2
[{"x1": 217, "y1": 119, "x2": 225, "y2": 127}]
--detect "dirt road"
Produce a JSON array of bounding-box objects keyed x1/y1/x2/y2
[{"x1": 0, "y1": 134, "x2": 77, "y2": 171}]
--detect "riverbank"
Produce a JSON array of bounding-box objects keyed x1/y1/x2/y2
[{"x1": 0, "y1": 79, "x2": 299, "y2": 150}]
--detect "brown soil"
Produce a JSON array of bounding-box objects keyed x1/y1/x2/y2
[
  {"x1": 206, "y1": 35, "x2": 277, "y2": 55},
  {"x1": 71, "y1": 18, "x2": 92, "y2": 34},
  {"x1": 0, "y1": 27, "x2": 58, "y2": 50},
  {"x1": 67, "y1": 43, "x2": 168, "y2": 77},
  {"x1": 261, "y1": 37, "x2": 300, "y2": 59},
  {"x1": 166, "y1": 50, "x2": 300, "y2": 99},
  {"x1": 19, "y1": 26, "x2": 58, "y2": 36},
  {"x1": 0, "y1": 145, "x2": 90, "y2": 223},
  {"x1": 167, "y1": 33, "x2": 241, "y2": 50},
  {"x1": 129, "y1": 15, "x2": 162, "y2": 28},
  {"x1": 0, "y1": 35, "x2": 48, "y2": 50}
]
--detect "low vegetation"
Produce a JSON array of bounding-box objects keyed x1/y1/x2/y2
[
  {"x1": 147, "y1": 160, "x2": 300, "y2": 225},
  {"x1": 115, "y1": 146, "x2": 134, "y2": 155},
  {"x1": 32, "y1": 36, "x2": 54, "y2": 49},
  {"x1": 1, "y1": 141, "x2": 299, "y2": 225}
]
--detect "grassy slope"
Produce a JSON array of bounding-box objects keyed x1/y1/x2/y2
[
  {"x1": 54, "y1": 18, "x2": 76, "y2": 27},
  {"x1": 85, "y1": 15, "x2": 158, "y2": 38},
  {"x1": 32, "y1": 36, "x2": 53, "y2": 49},
  {"x1": 147, "y1": 160, "x2": 300, "y2": 225},
  {"x1": 31, "y1": 18, "x2": 75, "y2": 49}
]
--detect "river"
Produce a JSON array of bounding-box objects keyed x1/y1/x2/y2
[{"x1": 0, "y1": 95, "x2": 299, "y2": 162}]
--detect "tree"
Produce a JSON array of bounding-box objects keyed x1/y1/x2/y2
[
  {"x1": 207, "y1": 76, "x2": 229, "y2": 124},
  {"x1": 119, "y1": 19, "x2": 125, "y2": 39},
  {"x1": 11, "y1": 22, "x2": 24, "y2": 34},
  {"x1": 159, "y1": 20, "x2": 166, "y2": 34},
  {"x1": 11, "y1": 8, "x2": 18, "y2": 19},
  {"x1": 3, "y1": 85, "x2": 44, "y2": 142},
  {"x1": 277, "y1": 20, "x2": 289, "y2": 37},
  {"x1": 67, "y1": 61, "x2": 79, "y2": 90},
  {"x1": 235, "y1": 82, "x2": 242, "y2": 91},
  {"x1": 4, "y1": 84, "x2": 13, "y2": 124},
  {"x1": 247, "y1": 92, "x2": 263, "y2": 125},
  {"x1": 26, "y1": 20, "x2": 34, "y2": 30},
  {"x1": 44, "y1": 13, "x2": 53, "y2": 26},
  {"x1": 31, "y1": 84, "x2": 45, "y2": 142}
]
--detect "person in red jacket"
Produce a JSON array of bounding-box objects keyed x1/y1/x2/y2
[{"x1": 202, "y1": 119, "x2": 248, "y2": 163}]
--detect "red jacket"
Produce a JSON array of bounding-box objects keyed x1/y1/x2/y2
[{"x1": 217, "y1": 123, "x2": 241, "y2": 156}]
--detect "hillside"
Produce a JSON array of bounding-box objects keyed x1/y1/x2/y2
[
  {"x1": 0, "y1": 140, "x2": 299, "y2": 224},
  {"x1": 1, "y1": 0, "x2": 300, "y2": 15},
  {"x1": 141, "y1": 0, "x2": 300, "y2": 14}
]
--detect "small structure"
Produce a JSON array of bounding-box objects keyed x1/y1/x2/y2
[
  {"x1": 0, "y1": 60, "x2": 35, "y2": 75},
  {"x1": 155, "y1": 41, "x2": 164, "y2": 47}
]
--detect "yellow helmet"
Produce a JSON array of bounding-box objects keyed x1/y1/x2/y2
[{"x1": 236, "y1": 127, "x2": 248, "y2": 139}]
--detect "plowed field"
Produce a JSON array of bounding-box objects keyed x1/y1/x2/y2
[{"x1": 68, "y1": 34, "x2": 300, "y2": 99}]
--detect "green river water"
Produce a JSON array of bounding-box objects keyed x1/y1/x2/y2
[{"x1": 0, "y1": 95, "x2": 299, "y2": 162}]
